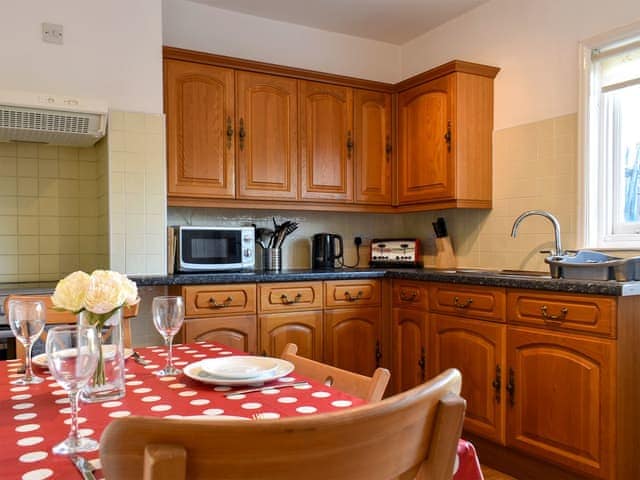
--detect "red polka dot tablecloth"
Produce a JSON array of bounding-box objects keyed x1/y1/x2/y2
[{"x1": 0, "y1": 342, "x2": 483, "y2": 480}]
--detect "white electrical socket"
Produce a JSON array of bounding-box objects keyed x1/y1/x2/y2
[
  {"x1": 42, "y1": 22, "x2": 63, "y2": 44},
  {"x1": 354, "y1": 234, "x2": 371, "y2": 246}
]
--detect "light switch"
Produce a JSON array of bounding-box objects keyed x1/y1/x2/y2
[{"x1": 42, "y1": 22, "x2": 63, "y2": 44}]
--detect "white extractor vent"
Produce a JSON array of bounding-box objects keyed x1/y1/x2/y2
[{"x1": 0, "y1": 90, "x2": 108, "y2": 147}]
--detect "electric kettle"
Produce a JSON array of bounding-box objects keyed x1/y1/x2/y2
[{"x1": 312, "y1": 233, "x2": 344, "y2": 270}]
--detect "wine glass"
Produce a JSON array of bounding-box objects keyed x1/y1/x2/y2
[
  {"x1": 46, "y1": 325, "x2": 100, "y2": 454},
  {"x1": 152, "y1": 296, "x2": 185, "y2": 376},
  {"x1": 8, "y1": 299, "x2": 46, "y2": 385}
]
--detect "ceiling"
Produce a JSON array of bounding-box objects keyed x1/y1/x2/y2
[{"x1": 191, "y1": 0, "x2": 490, "y2": 45}]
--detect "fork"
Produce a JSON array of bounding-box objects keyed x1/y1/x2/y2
[
  {"x1": 252, "y1": 412, "x2": 270, "y2": 420},
  {"x1": 131, "y1": 351, "x2": 151, "y2": 366},
  {"x1": 71, "y1": 455, "x2": 97, "y2": 480}
]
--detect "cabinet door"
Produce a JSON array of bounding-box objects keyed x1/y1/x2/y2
[
  {"x1": 324, "y1": 307, "x2": 381, "y2": 376},
  {"x1": 431, "y1": 314, "x2": 506, "y2": 444},
  {"x1": 259, "y1": 311, "x2": 323, "y2": 360},
  {"x1": 392, "y1": 308, "x2": 427, "y2": 393},
  {"x1": 397, "y1": 75, "x2": 454, "y2": 204},
  {"x1": 299, "y1": 81, "x2": 353, "y2": 202},
  {"x1": 236, "y1": 72, "x2": 298, "y2": 200},
  {"x1": 165, "y1": 60, "x2": 235, "y2": 198},
  {"x1": 507, "y1": 326, "x2": 615, "y2": 479},
  {"x1": 354, "y1": 90, "x2": 391, "y2": 204},
  {"x1": 184, "y1": 315, "x2": 257, "y2": 353}
]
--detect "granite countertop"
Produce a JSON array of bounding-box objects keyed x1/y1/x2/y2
[{"x1": 128, "y1": 268, "x2": 640, "y2": 297}]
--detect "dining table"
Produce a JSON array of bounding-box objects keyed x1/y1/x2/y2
[{"x1": 1, "y1": 341, "x2": 484, "y2": 480}]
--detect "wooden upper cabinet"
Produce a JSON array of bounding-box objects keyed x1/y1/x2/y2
[
  {"x1": 165, "y1": 59, "x2": 235, "y2": 198},
  {"x1": 397, "y1": 69, "x2": 496, "y2": 207},
  {"x1": 236, "y1": 72, "x2": 298, "y2": 200},
  {"x1": 354, "y1": 90, "x2": 392, "y2": 204},
  {"x1": 299, "y1": 81, "x2": 353, "y2": 202},
  {"x1": 397, "y1": 75, "x2": 453, "y2": 203}
]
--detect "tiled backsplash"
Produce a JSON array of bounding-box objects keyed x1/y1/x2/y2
[
  {"x1": 0, "y1": 141, "x2": 108, "y2": 281},
  {"x1": 108, "y1": 111, "x2": 166, "y2": 275}
]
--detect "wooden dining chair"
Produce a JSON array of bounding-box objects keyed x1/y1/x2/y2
[
  {"x1": 100, "y1": 368, "x2": 465, "y2": 480},
  {"x1": 5, "y1": 294, "x2": 137, "y2": 360},
  {"x1": 280, "y1": 343, "x2": 390, "y2": 402}
]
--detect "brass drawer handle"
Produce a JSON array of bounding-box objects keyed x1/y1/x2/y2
[
  {"x1": 344, "y1": 290, "x2": 363, "y2": 302},
  {"x1": 399, "y1": 290, "x2": 417, "y2": 302},
  {"x1": 280, "y1": 293, "x2": 302, "y2": 305},
  {"x1": 209, "y1": 296, "x2": 233, "y2": 309},
  {"x1": 540, "y1": 305, "x2": 568, "y2": 321},
  {"x1": 453, "y1": 296, "x2": 473, "y2": 309}
]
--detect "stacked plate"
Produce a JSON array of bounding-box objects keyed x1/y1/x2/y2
[{"x1": 183, "y1": 356, "x2": 294, "y2": 386}]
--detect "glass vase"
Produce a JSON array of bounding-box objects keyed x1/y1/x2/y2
[{"x1": 78, "y1": 308, "x2": 126, "y2": 402}]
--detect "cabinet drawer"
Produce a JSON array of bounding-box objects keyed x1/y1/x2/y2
[
  {"x1": 183, "y1": 284, "x2": 256, "y2": 316},
  {"x1": 258, "y1": 282, "x2": 323, "y2": 313},
  {"x1": 429, "y1": 283, "x2": 506, "y2": 322},
  {"x1": 392, "y1": 280, "x2": 428, "y2": 310},
  {"x1": 507, "y1": 290, "x2": 616, "y2": 337},
  {"x1": 324, "y1": 280, "x2": 380, "y2": 308}
]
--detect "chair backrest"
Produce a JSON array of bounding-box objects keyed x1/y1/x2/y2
[
  {"x1": 280, "y1": 343, "x2": 390, "y2": 402},
  {"x1": 100, "y1": 368, "x2": 465, "y2": 480},
  {"x1": 5, "y1": 294, "x2": 137, "y2": 360}
]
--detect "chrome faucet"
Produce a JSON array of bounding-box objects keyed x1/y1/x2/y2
[{"x1": 511, "y1": 210, "x2": 564, "y2": 257}]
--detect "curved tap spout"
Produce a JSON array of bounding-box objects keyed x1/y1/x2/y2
[{"x1": 511, "y1": 210, "x2": 563, "y2": 257}]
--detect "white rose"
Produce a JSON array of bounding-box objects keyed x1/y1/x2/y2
[
  {"x1": 51, "y1": 271, "x2": 90, "y2": 313},
  {"x1": 84, "y1": 270, "x2": 127, "y2": 314},
  {"x1": 121, "y1": 274, "x2": 139, "y2": 306}
]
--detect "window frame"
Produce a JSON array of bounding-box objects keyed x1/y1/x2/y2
[{"x1": 578, "y1": 22, "x2": 640, "y2": 250}]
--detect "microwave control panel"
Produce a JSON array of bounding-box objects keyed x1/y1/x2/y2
[{"x1": 369, "y1": 238, "x2": 422, "y2": 268}]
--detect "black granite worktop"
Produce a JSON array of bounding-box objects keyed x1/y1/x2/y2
[{"x1": 129, "y1": 268, "x2": 640, "y2": 296}]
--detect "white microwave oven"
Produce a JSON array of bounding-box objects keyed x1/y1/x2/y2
[{"x1": 174, "y1": 226, "x2": 255, "y2": 272}]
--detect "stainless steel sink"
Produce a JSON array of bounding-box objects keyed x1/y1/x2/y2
[{"x1": 544, "y1": 250, "x2": 640, "y2": 281}]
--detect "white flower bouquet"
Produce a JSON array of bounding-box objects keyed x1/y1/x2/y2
[{"x1": 52, "y1": 270, "x2": 139, "y2": 386}]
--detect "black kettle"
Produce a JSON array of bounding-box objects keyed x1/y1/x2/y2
[{"x1": 312, "y1": 233, "x2": 344, "y2": 270}]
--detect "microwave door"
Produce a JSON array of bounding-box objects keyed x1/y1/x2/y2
[{"x1": 182, "y1": 230, "x2": 242, "y2": 268}]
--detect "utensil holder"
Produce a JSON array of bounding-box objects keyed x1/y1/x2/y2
[{"x1": 263, "y1": 247, "x2": 282, "y2": 271}]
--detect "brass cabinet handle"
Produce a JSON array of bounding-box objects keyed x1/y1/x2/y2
[
  {"x1": 444, "y1": 121, "x2": 452, "y2": 152},
  {"x1": 238, "y1": 117, "x2": 246, "y2": 151},
  {"x1": 399, "y1": 290, "x2": 417, "y2": 302},
  {"x1": 346, "y1": 130, "x2": 354, "y2": 157},
  {"x1": 506, "y1": 367, "x2": 515, "y2": 406},
  {"x1": 280, "y1": 293, "x2": 302, "y2": 305},
  {"x1": 375, "y1": 340, "x2": 382, "y2": 368},
  {"x1": 540, "y1": 305, "x2": 568, "y2": 321},
  {"x1": 453, "y1": 296, "x2": 473, "y2": 309},
  {"x1": 226, "y1": 116, "x2": 234, "y2": 149},
  {"x1": 418, "y1": 346, "x2": 426, "y2": 382},
  {"x1": 492, "y1": 365, "x2": 502, "y2": 403},
  {"x1": 344, "y1": 290, "x2": 363, "y2": 302},
  {"x1": 385, "y1": 135, "x2": 392, "y2": 161},
  {"x1": 209, "y1": 296, "x2": 233, "y2": 309}
]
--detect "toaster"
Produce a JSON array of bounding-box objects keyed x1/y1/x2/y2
[{"x1": 369, "y1": 238, "x2": 422, "y2": 268}]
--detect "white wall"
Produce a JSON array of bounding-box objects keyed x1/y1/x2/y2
[
  {"x1": 401, "y1": 0, "x2": 640, "y2": 130},
  {"x1": 162, "y1": 0, "x2": 401, "y2": 83},
  {"x1": 1, "y1": 0, "x2": 163, "y2": 113}
]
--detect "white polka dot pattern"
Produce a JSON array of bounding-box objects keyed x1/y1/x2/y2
[
  {"x1": 240, "y1": 402, "x2": 262, "y2": 410},
  {"x1": 21, "y1": 468, "x2": 53, "y2": 480},
  {"x1": 19, "y1": 451, "x2": 47, "y2": 463},
  {"x1": 277, "y1": 397, "x2": 298, "y2": 404},
  {"x1": 17, "y1": 437, "x2": 44, "y2": 447}
]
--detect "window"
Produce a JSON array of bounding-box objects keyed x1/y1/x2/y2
[{"x1": 581, "y1": 26, "x2": 640, "y2": 249}]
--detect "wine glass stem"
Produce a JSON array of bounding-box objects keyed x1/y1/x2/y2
[
  {"x1": 24, "y1": 341, "x2": 34, "y2": 381},
  {"x1": 166, "y1": 336, "x2": 174, "y2": 369},
  {"x1": 68, "y1": 390, "x2": 80, "y2": 446}
]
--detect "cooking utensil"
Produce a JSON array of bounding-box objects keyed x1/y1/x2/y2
[
  {"x1": 432, "y1": 217, "x2": 448, "y2": 238},
  {"x1": 131, "y1": 351, "x2": 151, "y2": 366},
  {"x1": 225, "y1": 381, "x2": 310, "y2": 397},
  {"x1": 71, "y1": 455, "x2": 97, "y2": 480}
]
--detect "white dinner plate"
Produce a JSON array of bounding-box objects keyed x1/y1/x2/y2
[
  {"x1": 32, "y1": 346, "x2": 134, "y2": 368},
  {"x1": 183, "y1": 358, "x2": 294, "y2": 386},
  {"x1": 199, "y1": 356, "x2": 280, "y2": 379}
]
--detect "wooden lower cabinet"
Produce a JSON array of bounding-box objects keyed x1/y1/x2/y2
[
  {"x1": 430, "y1": 313, "x2": 506, "y2": 444},
  {"x1": 259, "y1": 311, "x2": 323, "y2": 360},
  {"x1": 507, "y1": 326, "x2": 615, "y2": 479},
  {"x1": 183, "y1": 315, "x2": 257, "y2": 354},
  {"x1": 324, "y1": 307, "x2": 381, "y2": 376},
  {"x1": 391, "y1": 307, "x2": 427, "y2": 393}
]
